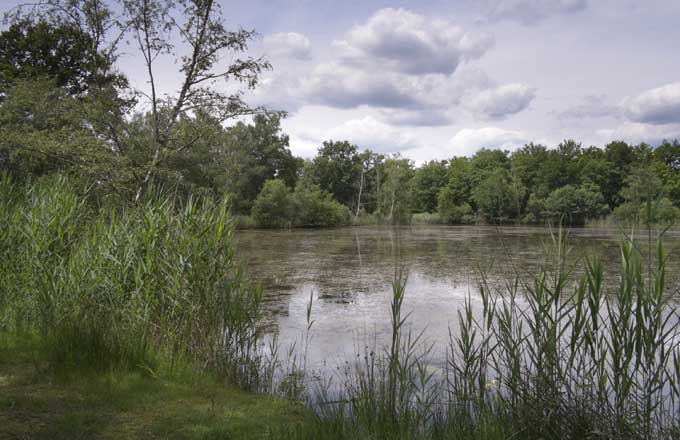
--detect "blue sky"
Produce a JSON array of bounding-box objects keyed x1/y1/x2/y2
[{"x1": 5, "y1": 0, "x2": 680, "y2": 161}]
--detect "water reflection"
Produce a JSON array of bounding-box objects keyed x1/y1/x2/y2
[{"x1": 235, "y1": 225, "x2": 680, "y2": 370}]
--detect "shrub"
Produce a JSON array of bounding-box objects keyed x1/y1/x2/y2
[
  {"x1": 614, "y1": 197, "x2": 680, "y2": 226},
  {"x1": 292, "y1": 181, "x2": 350, "y2": 227},
  {"x1": 251, "y1": 179, "x2": 294, "y2": 228},
  {"x1": 437, "y1": 186, "x2": 474, "y2": 224},
  {"x1": 540, "y1": 184, "x2": 609, "y2": 225}
]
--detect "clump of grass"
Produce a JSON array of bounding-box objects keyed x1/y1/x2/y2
[
  {"x1": 411, "y1": 212, "x2": 442, "y2": 225},
  {"x1": 0, "y1": 174, "x2": 268, "y2": 390},
  {"x1": 273, "y1": 227, "x2": 680, "y2": 439}
]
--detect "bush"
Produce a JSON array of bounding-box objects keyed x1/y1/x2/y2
[
  {"x1": 410, "y1": 212, "x2": 442, "y2": 224},
  {"x1": 292, "y1": 181, "x2": 350, "y2": 227},
  {"x1": 614, "y1": 197, "x2": 680, "y2": 226},
  {"x1": 437, "y1": 186, "x2": 474, "y2": 224},
  {"x1": 251, "y1": 179, "x2": 294, "y2": 228}
]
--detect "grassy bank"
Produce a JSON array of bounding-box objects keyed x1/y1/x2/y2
[{"x1": 0, "y1": 336, "x2": 304, "y2": 439}]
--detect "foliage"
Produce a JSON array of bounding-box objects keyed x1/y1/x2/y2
[
  {"x1": 292, "y1": 180, "x2": 351, "y2": 227},
  {"x1": 0, "y1": 19, "x2": 119, "y2": 96},
  {"x1": 310, "y1": 140, "x2": 362, "y2": 208},
  {"x1": 472, "y1": 168, "x2": 516, "y2": 223},
  {"x1": 251, "y1": 179, "x2": 294, "y2": 228},
  {"x1": 378, "y1": 156, "x2": 415, "y2": 224},
  {"x1": 0, "y1": 174, "x2": 267, "y2": 391},
  {"x1": 437, "y1": 186, "x2": 473, "y2": 224},
  {"x1": 411, "y1": 160, "x2": 449, "y2": 213},
  {"x1": 542, "y1": 183, "x2": 609, "y2": 225}
]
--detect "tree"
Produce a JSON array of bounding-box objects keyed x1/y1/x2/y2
[
  {"x1": 310, "y1": 141, "x2": 362, "y2": 208},
  {"x1": 437, "y1": 186, "x2": 473, "y2": 224},
  {"x1": 251, "y1": 179, "x2": 293, "y2": 228},
  {"x1": 379, "y1": 156, "x2": 414, "y2": 224},
  {"x1": 612, "y1": 166, "x2": 677, "y2": 225},
  {"x1": 0, "y1": 20, "x2": 112, "y2": 96},
  {"x1": 220, "y1": 114, "x2": 300, "y2": 212},
  {"x1": 0, "y1": 78, "x2": 120, "y2": 186},
  {"x1": 472, "y1": 168, "x2": 516, "y2": 224},
  {"x1": 411, "y1": 160, "x2": 449, "y2": 213},
  {"x1": 11, "y1": 0, "x2": 271, "y2": 202},
  {"x1": 543, "y1": 184, "x2": 609, "y2": 225},
  {"x1": 292, "y1": 180, "x2": 350, "y2": 227}
]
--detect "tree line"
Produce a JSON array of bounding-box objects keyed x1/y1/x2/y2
[{"x1": 0, "y1": 1, "x2": 679, "y2": 228}]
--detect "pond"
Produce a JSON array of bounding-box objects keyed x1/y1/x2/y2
[{"x1": 235, "y1": 225, "x2": 680, "y2": 372}]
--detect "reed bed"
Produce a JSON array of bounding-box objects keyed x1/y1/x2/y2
[
  {"x1": 275, "y1": 229, "x2": 680, "y2": 439},
  {"x1": 0, "y1": 173, "x2": 268, "y2": 390}
]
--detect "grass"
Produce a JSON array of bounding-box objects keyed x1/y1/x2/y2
[
  {"x1": 0, "y1": 336, "x2": 305, "y2": 439},
  {"x1": 4, "y1": 172, "x2": 680, "y2": 439}
]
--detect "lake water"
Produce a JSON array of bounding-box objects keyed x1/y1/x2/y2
[{"x1": 235, "y1": 225, "x2": 680, "y2": 371}]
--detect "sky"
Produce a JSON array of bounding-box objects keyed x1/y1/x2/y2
[{"x1": 6, "y1": 0, "x2": 680, "y2": 161}]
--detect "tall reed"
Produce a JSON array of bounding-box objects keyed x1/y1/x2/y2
[
  {"x1": 275, "y1": 227, "x2": 680, "y2": 439},
  {"x1": 0, "y1": 174, "x2": 267, "y2": 390}
]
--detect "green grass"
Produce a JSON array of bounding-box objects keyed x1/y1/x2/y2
[{"x1": 0, "y1": 337, "x2": 305, "y2": 440}]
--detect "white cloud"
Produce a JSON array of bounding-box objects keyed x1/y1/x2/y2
[
  {"x1": 449, "y1": 127, "x2": 531, "y2": 156},
  {"x1": 336, "y1": 8, "x2": 493, "y2": 75},
  {"x1": 486, "y1": 0, "x2": 588, "y2": 24},
  {"x1": 263, "y1": 32, "x2": 312, "y2": 60},
  {"x1": 302, "y1": 63, "x2": 422, "y2": 109},
  {"x1": 326, "y1": 116, "x2": 420, "y2": 152},
  {"x1": 623, "y1": 82, "x2": 680, "y2": 125},
  {"x1": 597, "y1": 122, "x2": 680, "y2": 146},
  {"x1": 465, "y1": 83, "x2": 536, "y2": 119}
]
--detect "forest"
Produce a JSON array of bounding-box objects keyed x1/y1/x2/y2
[{"x1": 1, "y1": 5, "x2": 679, "y2": 229}]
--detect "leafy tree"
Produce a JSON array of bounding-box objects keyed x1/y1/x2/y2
[
  {"x1": 469, "y1": 149, "x2": 510, "y2": 189},
  {"x1": 472, "y1": 168, "x2": 516, "y2": 224},
  {"x1": 379, "y1": 156, "x2": 414, "y2": 224},
  {"x1": 612, "y1": 166, "x2": 678, "y2": 225},
  {"x1": 0, "y1": 78, "x2": 121, "y2": 188},
  {"x1": 653, "y1": 140, "x2": 680, "y2": 207},
  {"x1": 511, "y1": 143, "x2": 551, "y2": 197},
  {"x1": 543, "y1": 184, "x2": 609, "y2": 225},
  {"x1": 292, "y1": 180, "x2": 350, "y2": 227},
  {"x1": 437, "y1": 186, "x2": 473, "y2": 224},
  {"x1": 441, "y1": 157, "x2": 472, "y2": 207},
  {"x1": 411, "y1": 160, "x2": 448, "y2": 213},
  {"x1": 310, "y1": 141, "x2": 361, "y2": 208},
  {"x1": 219, "y1": 114, "x2": 300, "y2": 212},
  {"x1": 0, "y1": 20, "x2": 114, "y2": 96},
  {"x1": 251, "y1": 179, "x2": 293, "y2": 228}
]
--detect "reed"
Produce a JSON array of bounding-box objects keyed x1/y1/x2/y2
[
  {"x1": 0, "y1": 174, "x2": 267, "y2": 390},
  {"x1": 273, "y1": 227, "x2": 680, "y2": 439}
]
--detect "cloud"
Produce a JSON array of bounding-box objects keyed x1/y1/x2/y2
[
  {"x1": 622, "y1": 82, "x2": 680, "y2": 125},
  {"x1": 485, "y1": 0, "x2": 588, "y2": 24},
  {"x1": 263, "y1": 32, "x2": 312, "y2": 60},
  {"x1": 302, "y1": 63, "x2": 422, "y2": 109},
  {"x1": 251, "y1": 10, "x2": 533, "y2": 126},
  {"x1": 465, "y1": 83, "x2": 536, "y2": 119},
  {"x1": 376, "y1": 108, "x2": 454, "y2": 127},
  {"x1": 325, "y1": 116, "x2": 420, "y2": 152},
  {"x1": 597, "y1": 122, "x2": 680, "y2": 146},
  {"x1": 557, "y1": 94, "x2": 620, "y2": 119},
  {"x1": 335, "y1": 8, "x2": 494, "y2": 75},
  {"x1": 449, "y1": 127, "x2": 531, "y2": 156}
]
